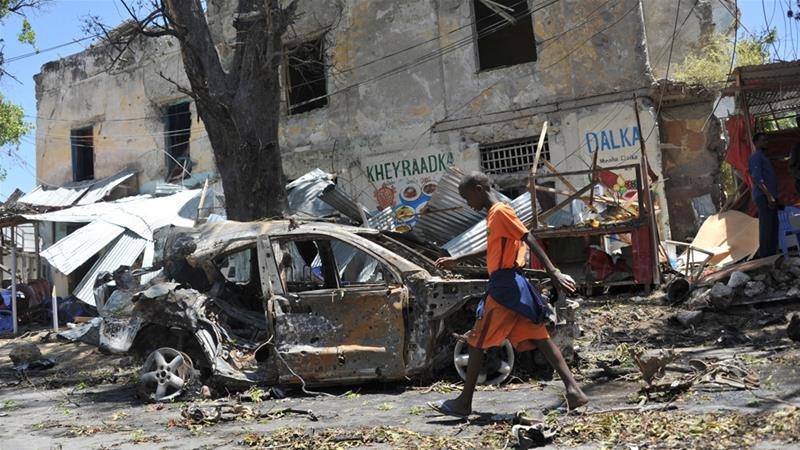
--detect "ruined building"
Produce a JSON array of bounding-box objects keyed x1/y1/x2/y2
[{"x1": 33, "y1": 0, "x2": 734, "y2": 242}]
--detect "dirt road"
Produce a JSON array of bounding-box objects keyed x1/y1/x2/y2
[{"x1": 1, "y1": 295, "x2": 799, "y2": 449}]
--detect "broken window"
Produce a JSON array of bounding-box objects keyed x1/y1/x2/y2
[
  {"x1": 273, "y1": 238, "x2": 391, "y2": 293},
  {"x1": 164, "y1": 102, "x2": 192, "y2": 182},
  {"x1": 330, "y1": 240, "x2": 387, "y2": 286},
  {"x1": 473, "y1": 0, "x2": 537, "y2": 71},
  {"x1": 274, "y1": 239, "x2": 334, "y2": 293},
  {"x1": 218, "y1": 248, "x2": 253, "y2": 284},
  {"x1": 70, "y1": 126, "x2": 94, "y2": 182},
  {"x1": 285, "y1": 37, "x2": 328, "y2": 115}
]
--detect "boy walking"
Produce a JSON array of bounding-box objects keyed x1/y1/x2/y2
[{"x1": 428, "y1": 172, "x2": 587, "y2": 418}]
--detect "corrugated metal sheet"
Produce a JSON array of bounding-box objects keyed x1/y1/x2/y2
[
  {"x1": 76, "y1": 171, "x2": 136, "y2": 205},
  {"x1": 19, "y1": 170, "x2": 135, "y2": 208},
  {"x1": 72, "y1": 232, "x2": 148, "y2": 305},
  {"x1": 286, "y1": 169, "x2": 337, "y2": 218},
  {"x1": 154, "y1": 183, "x2": 187, "y2": 196},
  {"x1": 442, "y1": 192, "x2": 535, "y2": 258},
  {"x1": 319, "y1": 184, "x2": 367, "y2": 223},
  {"x1": 413, "y1": 167, "x2": 485, "y2": 246},
  {"x1": 140, "y1": 242, "x2": 161, "y2": 285},
  {"x1": 18, "y1": 184, "x2": 91, "y2": 208},
  {"x1": 24, "y1": 190, "x2": 199, "y2": 240},
  {"x1": 40, "y1": 221, "x2": 125, "y2": 275},
  {"x1": 367, "y1": 207, "x2": 393, "y2": 231}
]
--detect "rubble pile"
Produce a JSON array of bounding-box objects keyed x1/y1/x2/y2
[{"x1": 682, "y1": 257, "x2": 800, "y2": 310}]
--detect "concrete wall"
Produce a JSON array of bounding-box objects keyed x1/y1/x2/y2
[
  {"x1": 34, "y1": 37, "x2": 214, "y2": 192},
  {"x1": 35, "y1": 0, "x2": 685, "y2": 234},
  {"x1": 643, "y1": 0, "x2": 736, "y2": 80},
  {"x1": 659, "y1": 97, "x2": 725, "y2": 241}
]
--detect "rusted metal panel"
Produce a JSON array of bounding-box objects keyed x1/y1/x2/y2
[{"x1": 275, "y1": 286, "x2": 407, "y2": 384}]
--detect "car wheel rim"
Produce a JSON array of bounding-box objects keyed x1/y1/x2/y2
[
  {"x1": 453, "y1": 339, "x2": 514, "y2": 386},
  {"x1": 140, "y1": 347, "x2": 193, "y2": 402}
]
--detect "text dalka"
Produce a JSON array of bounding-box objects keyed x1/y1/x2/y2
[{"x1": 585, "y1": 126, "x2": 640, "y2": 153}]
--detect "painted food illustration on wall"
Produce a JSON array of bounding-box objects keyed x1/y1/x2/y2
[
  {"x1": 374, "y1": 184, "x2": 397, "y2": 210},
  {"x1": 365, "y1": 151, "x2": 454, "y2": 232}
]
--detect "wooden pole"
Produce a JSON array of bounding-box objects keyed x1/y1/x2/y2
[
  {"x1": 529, "y1": 121, "x2": 549, "y2": 230},
  {"x1": 51, "y1": 284, "x2": 58, "y2": 332},
  {"x1": 632, "y1": 96, "x2": 662, "y2": 287},
  {"x1": 34, "y1": 223, "x2": 41, "y2": 279},
  {"x1": 196, "y1": 178, "x2": 210, "y2": 223},
  {"x1": 10, "y1": 228, "x2": 17, "y2": 335}
]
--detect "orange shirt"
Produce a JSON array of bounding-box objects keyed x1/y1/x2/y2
[{"x1": 486, "y1": 202, "x2": 529, "y2": 275}]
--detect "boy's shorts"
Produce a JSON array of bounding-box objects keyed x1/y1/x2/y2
[{"x1": 466, "y1": 296, "x2": 550, "y2": 353}]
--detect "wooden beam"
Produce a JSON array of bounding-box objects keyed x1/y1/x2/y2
[
  {"x1": 529, "y1": 122, "x2": 548, "y2": 230},
  {"x1": 537, "y1": 182, "x2": 597, "y2": 224},
  {"x1": 477, "y1": 0, "x2": 517, "y2": 24}
]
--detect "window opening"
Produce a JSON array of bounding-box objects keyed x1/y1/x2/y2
[
  {"x1": 473, "y1": 0, "x2": 537, "y2": 71},
  {"x1": 164, "y1": 102, "x2": 192, "y2": 182},
  {"x1": 218, "y1": 248, "x2": 253, "y2": 284},
  {"x1": 274, "y1": 239, "x2": 335, "y2": 292},
  {"x1": 70, "y1": 126, "x2": 94, "y2": 182},
  {"x1": 330, "y1": 240, "x2": 387, "y2": 286},
  {"x1": 285, "y1": 37, "x2": 328, "y2": 115},
  {"x1": 479, "y1": 136, "x2": 549, "y2": 175}
]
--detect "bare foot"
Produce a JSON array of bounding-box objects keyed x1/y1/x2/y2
[{"x1": 566, "y1": 387, "x2": 589, "y2": 410}]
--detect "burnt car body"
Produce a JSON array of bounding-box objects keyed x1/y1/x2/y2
[{"x1": 86, "y1": 220, "x2": 577, "y2": 397}]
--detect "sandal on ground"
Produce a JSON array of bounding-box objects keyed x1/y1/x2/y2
[{"x1": 426, "y1": 400, "x2": 470, "y2": 419}]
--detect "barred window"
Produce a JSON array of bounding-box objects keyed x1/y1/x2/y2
[{"x1": 479, "y1": 137, "x2": 549, "y2": 175}]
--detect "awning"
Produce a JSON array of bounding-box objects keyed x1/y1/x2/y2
[
  {"x1": 40, "y1": 221, "x2": 125, "y2": 275},
  {"x1": 27, "y1": 189, "x2": 200, "y2": 305},
  {"x1": 18, "y1": 170, "x2": 136, "y2": 208},
  {"x1": 24, "y1": 189, "x2": 199, "y2": 240}
]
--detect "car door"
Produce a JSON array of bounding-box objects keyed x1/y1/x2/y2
[{"x1": 264, "y1": 234, "x2": 408, "y2": 385}]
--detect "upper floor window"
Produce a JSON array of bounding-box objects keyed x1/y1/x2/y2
[
  {"x1": 285, "y1": 37, "x2": 328, "y2": 115},
  {"x1": 70, "y1": 126, "x2": 94, "y2": 182},
  {"x1": 164, "y1": 102, "x2": 192, "y2": 182},
  {"x1": 473, "y1": 0, "x2": 537, "y2": 71}
]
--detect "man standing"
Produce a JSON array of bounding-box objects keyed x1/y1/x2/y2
[
  {"x1": 427, "y1": 172, "x2": 587, "y2": 418},
  {"x1": 749, "y1": 133, "x2": 780, "y2": 258}
]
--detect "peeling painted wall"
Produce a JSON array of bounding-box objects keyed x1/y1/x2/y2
[
  {"x1": 34, "y1": 0, "x2": 724, "y2": 238},
  {"x1": 659, "y1": 98, "x2": 725, "y2": 241}
]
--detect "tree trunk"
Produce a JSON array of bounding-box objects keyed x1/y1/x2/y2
[{"x1": 164, "y1": 0, "x2": 291, "y2": 221}]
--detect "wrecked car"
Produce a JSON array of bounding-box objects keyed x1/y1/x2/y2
[{"x1": 75, "y1": 220, "x2": 578, "y2": 401}]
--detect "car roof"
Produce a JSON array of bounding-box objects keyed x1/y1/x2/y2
[{"x1": 184, "y1": 219, "x2": 426, "y2": 275}]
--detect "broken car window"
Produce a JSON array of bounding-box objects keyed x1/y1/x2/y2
[
  {"x1": 330, "y1": 240, "x2": 388, "y2": 286},
  {"x1": 218, "y1": 248, "x2": 253, "y2": 284},
  {"x1": 273, "y1": 240, "x2": 330, "y2": 292}
]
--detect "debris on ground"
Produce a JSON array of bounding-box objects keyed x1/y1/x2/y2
[
  {"x1": 9, "y1": 342, "x2": 42, "y2": 366},
  {"x1": 670, "y1": 309, "x2": 704, "y2": 328},
  {"x1": 513, "y1": 423, "x2": 557, "y2": 449},
  {"x1": 677, "y1": 256, "x2": 800, "y2": 310},
  {"x1": 239, "y1": 425, "x2": 512, "y2": 450},
  {"x1": 552, "y1": 407, "x2": 800, "y2": 449},
  {"x1": 789, "y1": 314, "x2": 800, "y2": 342},
  {"x1": 641, "y1": 358, "x2": 759, "y2": 402},
  {"x1": 176, "y1": 400, "x2": 319, "y2": 427},
  {"x1": 630, "y1": 348, "x2": 678, "y2": 384}
]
